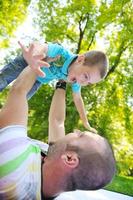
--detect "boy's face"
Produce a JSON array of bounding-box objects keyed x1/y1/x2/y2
[{"x1": 68, "y1": 55, "x2": 101, "y2": 86}]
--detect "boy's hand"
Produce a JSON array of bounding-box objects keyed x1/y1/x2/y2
[
  {"x1": 18, "y1": 41, "x2": 50, "y2": 77},
  {"x1": 83, "y1": 121, "x2": 98, "y2": 134}
]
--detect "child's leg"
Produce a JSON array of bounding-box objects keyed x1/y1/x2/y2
[{"x1": 0, "y1": 55, "x2": 27, "y2": 91}]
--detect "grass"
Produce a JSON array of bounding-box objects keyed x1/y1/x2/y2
[{"x1": 105, "y1": 175, "x2": 133, "y2": 196}]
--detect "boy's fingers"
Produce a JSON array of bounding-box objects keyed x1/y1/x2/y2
[
  {"x1": 38, "y1": 60, "x2": 50, "y2": 67},
  {"x1": 18, "y1": 41, "x2": 27, "y2": 53},
  {"x1": 29, "y1": 43, "x2": 34, "y2": 54},
  {"x1": 33, "y1": 54, "x2": 45, "y2": 60},
  {"x1": 35, "y1": 68, "x2": 46, "y2": 77},
  {"x1": 89, "y1": 127, "x2": 98, "y2": 134}
]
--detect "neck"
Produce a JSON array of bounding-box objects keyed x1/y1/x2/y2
[
  {"x1": 68, "y1": 60, "x2": 77, "y2": 76},
  {"x1": 42, "y1": 159, "x2": 67, "y2": 198}
]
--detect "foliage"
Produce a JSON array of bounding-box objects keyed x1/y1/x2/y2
[
  {"x1": 28, "y1": 84, "x2": 54, "y2": 142},
  {"x1": 0, "y1": 88, "x2": 9, "y2": 108},
  {"x1": 0, "y1": 0, "x2": 31, "y2": 47},
  {"x1": 105, "y1": 175, "x2": 133, "y2": 196}
]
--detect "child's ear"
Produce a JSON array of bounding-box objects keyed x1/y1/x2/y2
[{"x1": 76, "y1": 55, "x2": 85, "y2": 64}]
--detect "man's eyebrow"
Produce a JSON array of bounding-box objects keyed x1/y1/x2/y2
[{"x1": 77, "y1": 132, "x2": 84, "y2": 138}]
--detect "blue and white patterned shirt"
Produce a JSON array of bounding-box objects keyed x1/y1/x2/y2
[{"x1": 37, "y1": 42, "x2": 81, "y2": 93}]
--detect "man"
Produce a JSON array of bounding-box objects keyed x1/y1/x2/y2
[{"x1": 0, "y1": 66, "x2": 116, "y2": 199}]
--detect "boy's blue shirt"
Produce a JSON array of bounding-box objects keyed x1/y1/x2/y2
[{"x1": 37, "y1": 42, "x2": 81, "y2": 93}]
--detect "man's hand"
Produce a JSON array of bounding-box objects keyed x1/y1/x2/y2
[
  {"x1": 83, "y1": 121, "x2": 98, "y2": 134},
  {"x1": 18, "y1": 41, "x2": 50, "y2": 77}
]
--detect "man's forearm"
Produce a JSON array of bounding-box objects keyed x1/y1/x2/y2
[
  {"x1": 12, "y1": 66, "x2": 37, "y2": 95},
  {"x1": 0, "y1": 67, "x2": 37, "y2": 128},
  {"x1": 48, "y1": 89, "x2": 66, "y2": 143}
]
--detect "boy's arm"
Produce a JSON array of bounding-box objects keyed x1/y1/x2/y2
[
  {"x1": 48, "y1": 88, "x2": 66, "y2": 144},
  {"x1": 72, "y1": 92, "x2": 97, "y2": 133},
  {"x1": 0, "y1": 67, "x2": 37, "y2": 128}
]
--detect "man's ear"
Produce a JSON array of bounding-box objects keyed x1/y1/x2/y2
[
  {"x1": 61, "y1": 151, "x2": 79, "y2": 169},
  {"x1": 76, "y1": 54, "x2": 85, "y2": 64}
]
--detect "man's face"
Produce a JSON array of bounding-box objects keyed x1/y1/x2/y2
[
  {"x1": 42, "y1": 131, "x2": 105, "y2": 198},
  {"x1": 56, "y1": 131, "x2": 100, "y2": 152},
  {"x1": 68, "y1": 64, "x2": 101, "y2": 86}
]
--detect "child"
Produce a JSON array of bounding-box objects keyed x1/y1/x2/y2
[{"x1": 0, "y1": 41, "x2": 108, "y2": 132}]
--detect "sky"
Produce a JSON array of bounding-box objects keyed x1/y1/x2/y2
[{"x1": 0, "y1": 0, "x2": 40, "y2": 66}]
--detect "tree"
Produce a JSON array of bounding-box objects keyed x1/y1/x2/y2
[{"x1": 0, "y1": 0, "x2": 31, "y2": 47}]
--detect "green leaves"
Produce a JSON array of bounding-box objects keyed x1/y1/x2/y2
[{"x1": 0, "y1": 0, "x2": 31, "y2": 47}]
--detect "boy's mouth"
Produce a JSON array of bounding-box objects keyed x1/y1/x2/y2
[{"x1": 69, "y1": 77, "x2": 77, "y2": 83}]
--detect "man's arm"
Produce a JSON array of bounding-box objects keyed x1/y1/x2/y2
[
  {"x1": 72, "y1": 92, "x2": 97, "y2": 133},
  {"x1": 48, "y1": 88, "x2": 66, "y2": 144},
  {"x1": 0, "y1": 67, "x2": 37, "y2": 128}
]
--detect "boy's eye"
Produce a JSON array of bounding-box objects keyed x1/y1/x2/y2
[
  {"x1": 84, "y1": 73, "x2": 89, "y2": 80},
  {"x1": 85, "y1": 74, "x2": 88, "y2": 79}
]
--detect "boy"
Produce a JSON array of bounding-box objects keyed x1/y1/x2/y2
[{"x1": 0, "y1": 41, "x2": 108, "y2": 132}]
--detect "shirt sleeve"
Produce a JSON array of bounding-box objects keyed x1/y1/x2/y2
[
  {"x1": 29, "y1": 138, "x2": 49, "y2": 155},
  {"x1": 0, "y1": 125, "x2": 41, "y2": 200},
  {"x1": 71, "y1": 83, "x2": 81, "y2": 93}
]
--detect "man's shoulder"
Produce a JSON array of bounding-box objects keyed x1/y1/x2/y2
[{"x1": 29, "y1": 138, "x2": 49, "y2": 154}]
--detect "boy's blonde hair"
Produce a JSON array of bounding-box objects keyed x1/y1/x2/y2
[{"x1": 84, "y1": 50, "x2": 108, "y2": 79}]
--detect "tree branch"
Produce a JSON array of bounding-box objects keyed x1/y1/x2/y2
[
  {"x1": 76, "y1": 14, "x2": 90, "y2": 53},
  {"x1": 66, "y1": 34, "x2": 77, "y2": 43},
  {"x1": 106, "y1": 42, "x2": 129, "y2": 79},
  {"x1": 87, "y1": 31, "x2": 97, "y2": 50}
]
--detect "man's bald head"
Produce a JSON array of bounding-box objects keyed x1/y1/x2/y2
[
  {"x1": 65, "y1": 131, "x2": 116, "y2": 190},
  {"x1": 45, "y1": 130, "x2": 116, "y2": 195}
]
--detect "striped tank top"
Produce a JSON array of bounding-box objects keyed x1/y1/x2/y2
[{"x1": 0, "y1": 125, "x2": 48, "y2": 200}]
